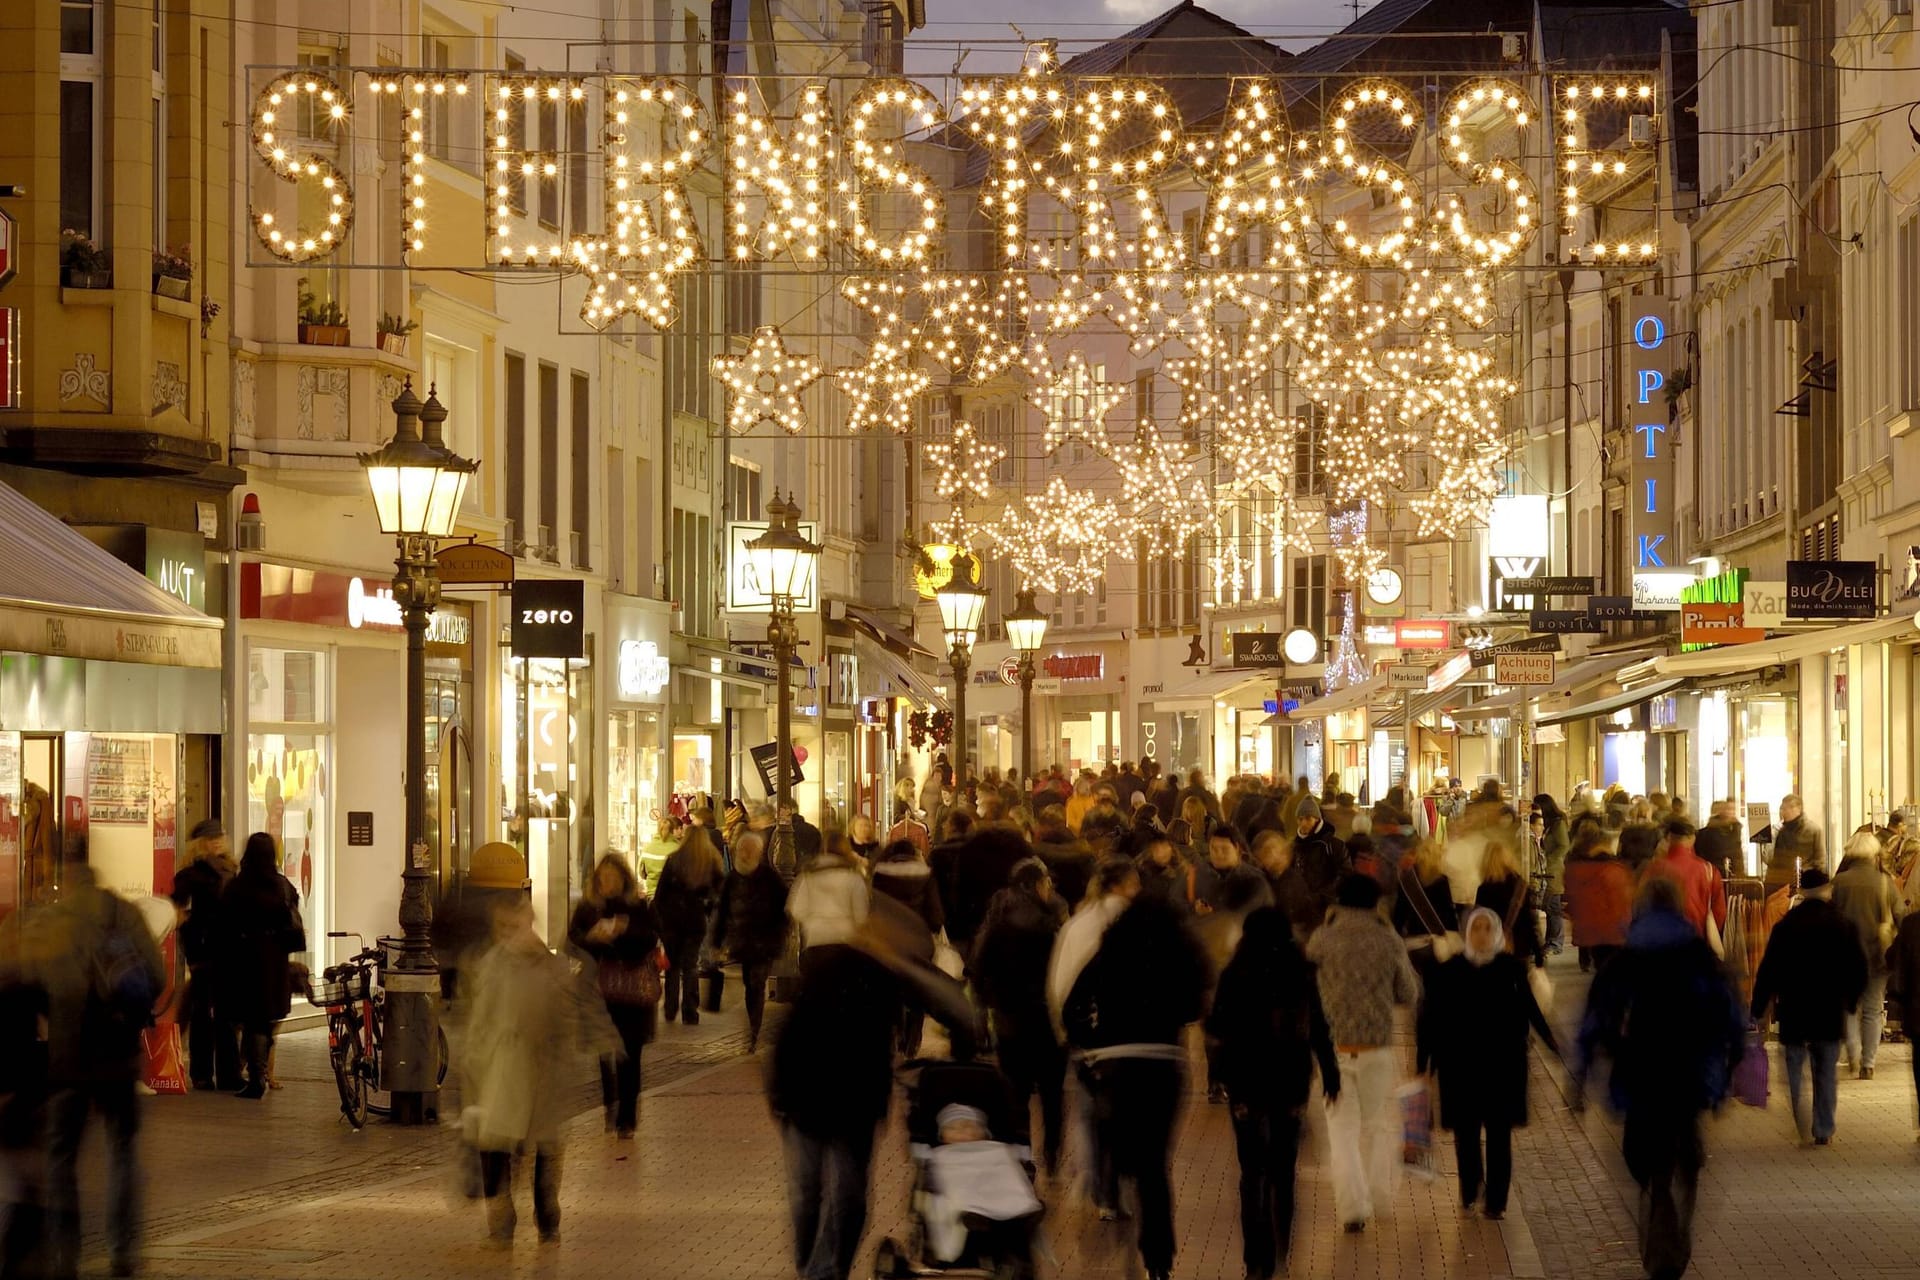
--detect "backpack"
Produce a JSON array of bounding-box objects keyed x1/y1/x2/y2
[{"x1": 85, "y1": 896, "x2": 158, "y2": 1050}]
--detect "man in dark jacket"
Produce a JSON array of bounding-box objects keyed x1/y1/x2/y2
[
  {"x1": 1751, "y1": 869, "x2": 1868, "y2": 1144},
  {"x1": 1694, "y1": 800, "x2": 1744, "y2": 880},
  {"x1": 168, "y1": 819, "x2": 239, "y2": 1090},
  {"x1": 1579, "y1": 878, "x2": 1746, "y2": 1280},
  {"x1": 946, "y1": 823, "x2": 1033, "y2": 953},
  {"x1": 1252, "y1": 831, "x2": 1322, "y2": 940},
  {"x1": 1029, "y1": 806, "x2": 1094, "y2": 909},
  {"x1": 1291, "y1": 797, "x2": 1349, "y2": 910},
  {"x1": 971, "y1": 860, "x2": 1069, "y2": 1172},
  {"x1": 1765, "y1": 794, "x2": 1825, "y2": 890},
  {"x1": 1194, "y1": 826, "x2": 1274, "y2": 916},
  {"x1": 926, "y1": 810, "x2": 974, "y2": 932}
]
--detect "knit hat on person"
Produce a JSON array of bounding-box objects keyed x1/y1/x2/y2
[
  {"x1": 1798, "y1": 868, "x2": 1831, "y2": 891},
  {"x1": 188, "y1": 819, "x2": 225, "y2": 842},
  {"x1": 1296, "y1": 795, "x2": 1321, "y2": 821}
]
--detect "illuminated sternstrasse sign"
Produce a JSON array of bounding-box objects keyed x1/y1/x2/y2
[{"x1": 242, "y1": 64, "x2": 1665, "y2": 322}]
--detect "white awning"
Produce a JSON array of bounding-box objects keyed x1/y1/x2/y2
[
  {"x1": 0, "y1": 481, "x2": 221, "y2": 668},
  {"x1": 1287, "y1": 672, "x2": 1388, "y2": 722},
  {"x1": 1642, "y1": 611, "x2": 1920, "y2": 681},
  {"x1": 1375, "y1": 657, "x2": 1474, "y2": 729},
  {"x1": 1450, "y1": 649, "x2": 1657, "y2": 722},
  {"x1": 1151, "y1": 667, "x2": 1273, "y2": 709},
  {"x1": 1536, "y1": 677, "x2": 1687, "y2": 727},
  {"x1": 851, "y1": 633, "x2": 949, "y2": 712}
]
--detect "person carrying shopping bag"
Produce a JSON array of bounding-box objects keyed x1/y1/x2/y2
[{"x1": 567, "y1": 852, "x2": 662, "y2": 1139}]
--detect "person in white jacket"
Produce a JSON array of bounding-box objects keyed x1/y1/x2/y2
[
  {"x1": 1045, "y1": 857, "x2": 1140, "y2": 1210},
  {"x1": 786, "y1": 836, "x2": 871, "y2": 949}
]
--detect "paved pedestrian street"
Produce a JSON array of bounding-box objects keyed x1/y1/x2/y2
[{"x1": 56, "y1": 956, "x2": 1920, "y2": 1280}]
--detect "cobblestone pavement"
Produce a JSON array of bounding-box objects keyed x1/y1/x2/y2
[{"x1": 52, "y1": 952, "x2": 1920, "y2": 1279}]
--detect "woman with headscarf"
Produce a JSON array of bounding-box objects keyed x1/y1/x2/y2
[
  {"x1": 567, "y1": 852, "x2": 662, "y2": 1137},
  {"x1": 1416, "y1": 907, "x2": 1559, "y2": 1219},
  {"x1": 1205, "y1": 908, "x2": 1340, "y2": 1280},
  {"x1": 217, "y1": 833, "x2": 303, "y2": 1099}
]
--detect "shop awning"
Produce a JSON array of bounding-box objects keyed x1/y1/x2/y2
[
  {"x1": 840, "y1": 602, "x2": 937, "y2": 661},
  {"x1": 0, "y1": 481, "x2": 221, "y2": 668},
  {"x1": 1287, "y1": 672, "x2": 1388, "y2": 722},
  {"x1": 1450, "y1": 649, "x2": 1657, "y2": 722},
  {"x1": 1535, "y1": 677, "x2": 1686, "y2": 727},
  {"x1": 851, "y1": 632, "x2": 949, "y2": 712},
  {"x1": 1633, "y1": 610, "x2": 1920, "y2": 682},
  {"x1": 1373, "y1": 653, "x2": 1476, "y2": 729},
  {"x1": 1152, "y1": 667, "x2": 1273, "y2": 709}
]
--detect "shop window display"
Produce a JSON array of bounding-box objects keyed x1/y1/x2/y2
[{"x1": 247, "y1": 644, "x2": 330, "y2": 965}]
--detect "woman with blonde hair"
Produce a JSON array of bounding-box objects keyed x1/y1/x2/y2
[
  {"x1": 1171, "y1": 793, "x2": 1211, "y2": 860},
  {"x1": 1065, "y1": 774, "x2": 1098, "y2": 835},
  {"x1": 1394, "y1": 837, "x2": 1461, "y2": 973},
  {"x1": 567, "y1": 852, "x2": 661, "y2": 1136},
  {"x1": 654, "y1": 826, "x2": 726, "y2": 1025},
  {"x1": 1474, "y1": 836, "x2": 1546, "y2": 969}
]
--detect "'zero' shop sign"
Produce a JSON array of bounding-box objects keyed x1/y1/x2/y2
[{"x1": 512, "y1": 579, "x2": 585, "y2": 659}]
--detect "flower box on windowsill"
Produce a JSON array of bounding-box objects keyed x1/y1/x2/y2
[
  {"x1": 153, "y1": 275, "x2": 190, "y2": 301},
  {"x1": 64, "y1": 269, "x2": 112, "y2": 290},
  {"x1": 298, "y1": 323, "x2": 351, "y2": 347},
  {"x1": 376, "y1": 332, "x2": 410, "y2": 358}
]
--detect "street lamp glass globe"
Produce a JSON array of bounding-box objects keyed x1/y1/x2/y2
[
  {"x1": 747, "y1": 495, "x2": 822, "y2": 603},
  {"x1": 1281, "y1": 627, "x2": 1321, "y2": 665},
  {"x1": 1004, "y1": 588, "x2": 1049, "y2": 655},
  {"x1": 936, "y1": 551, "x2": 990, "y2": 649},
  {"x1": 361, "y1": 382, "x2": 477, "y2": 538}
]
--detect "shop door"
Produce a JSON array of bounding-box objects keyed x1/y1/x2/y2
[
  {"x1": 20, "y1": 735, "x2": 63, "y2": 908},
  {"x1": 423, "y1": 667, "x2": 471, "y2": 901}
]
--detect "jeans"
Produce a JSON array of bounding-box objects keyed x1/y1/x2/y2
[
  {"x1": 1073, "y1": 1059, "x2": 1117, "y2": 1211},
  {"x1": 480, "y1": 1147, "x2": 560, "y2": 1238},
  {"x1": 995, "y1": 1024, "x2": 1065, "y2": 1173},
  {"x1": 1453, "y1": 1117, "x2": 1513, "y2": 1215},
  {"x1": 598, "y1": 1002, "x2": 651, "y2": 1131},
  {"x1": 1229, "y1": 1103, "x2": 1302, "y2": 1278},
  {"x1": 239, "y1": 1019, "x2": 276, "y2": 1091},
  {"x1": 1323, "y1": 1046, "x2": 1398, "y2": 1226},
  {"x1": 1091, "y1": 1057, "x2": 1183, "y2": 1277},
  {"x1": 663, "y1": 936, "x2": 703, "y2": 1024},
  {"x1": 1544, "y1": 892, "x2": 1565, "y2": 949},
  {"x1": 45, "y1": 1081, "x2": 140, "y2": 1278},
  {"x1": 1783, "y1": 1039, "x2": 1841, "y2": 1140},
  {"x1": 741, "y1": 960, "x2": 773, "y2": 1043},
  {"x1": 1845, "y1": 973, "x2": 1889, "y2": 1070},
  {"x1": 184, "y1": 967, "x2": 240, "y2": 1088},
  {"x1": 1623, "y1": 1107, "x2": 1703, "y2": 1280},
  {"x1": 783, "y1": 1123, "x2": 875, "y2": 1280}
]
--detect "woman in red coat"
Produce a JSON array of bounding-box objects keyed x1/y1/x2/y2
[{"x1": 1562, "y1": 826, "x2": 1636, "y2": 973}]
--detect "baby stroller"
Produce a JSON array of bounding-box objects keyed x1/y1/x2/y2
[{"x1": 871, "y1": 1059, "x2": 1043, "y2": 1280}]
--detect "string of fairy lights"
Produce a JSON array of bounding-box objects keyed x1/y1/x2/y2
[{"x1": 246, "y1": 46, "x2": 1665, "y2": 605}]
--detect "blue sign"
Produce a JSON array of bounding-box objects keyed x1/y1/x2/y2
[
  {"x1": 1262, "y1": 699, "x2": 1280, "y2": 714},
  {"x1": 1627, "y1": 306, "x2": 1673, "y2": 569}
]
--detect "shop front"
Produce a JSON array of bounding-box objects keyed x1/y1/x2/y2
[
  {"x1": 1040, "y1": 645, "x2": 1126, "y2": 771},
  {"x1": 240, "y1": 557, "x2": 480, "y2": 963},
  {"x1": 604, "y1": 595, "x2": 672, "y2": 864}
]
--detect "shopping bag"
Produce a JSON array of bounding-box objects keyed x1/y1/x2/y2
[
  {"x1": 1733, "y1": 1034, "x2": 1769, "y2": 1108},
  {"x1": 1397, "y1": 1079, "x2": 1436, "y2": 1180},
  {"x1": 140, "y1": 1021, "x2": 189, "y2": 1095}
]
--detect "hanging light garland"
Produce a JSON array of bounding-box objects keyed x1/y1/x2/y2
[{"x1": 709, "y1": 325, "x2": 826, "y2": 435}]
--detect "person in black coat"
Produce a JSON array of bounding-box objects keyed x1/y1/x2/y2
[
  {"x1": 870, "y1": 838, "x2": 945, "y2": 935},
  {"x1": 653, "y1": 827, "x2": 727, "y2": 1025},
  {"x1": 1750, "y1": 869, "x2": 1869, "y2": 1144},
  {"x1": 1064, "y1": 895, "x2": 1209, "y2": 1280},
  {"x1": 1030, "y1": 807, "x2": 1095, "y2": 909},
  {"x1": 946, "y1": 822, "x2": 1034, "y2": 952},
  {"x1": 217, "y1": 833, "x2": 304, "y2": 1099},
  {"x1": 169, "y1": 819, "x2": 239, "y2": 1090},
  {"x1": 1194, "y1": 825, "x2": 1274, "y2": 915},
  {"x1": 1290, "y1": 798, "x2": 1349, "y2": 912},
  {"x1": 1417, "y1": 907, "x2": 1559, "y2": 1219},
  {"x1": 1205, "y1": 908, "x2": 1339, "y2": 1280},
  {"x1": 711, "y1": 831, "x2": 790, "y2": 1051},
  {"x1": 1251, "y1": 832, "x2": 1322, "y2": 941},
  {"x1": 567, "y1": 853, "x2": 662, "y2": 1137},
  {"x1": 1475, "y1": 840, "x2": 1546, "y2": 970},
  {"x1": 970, "y1": 859, "x2": 1068, "y2": 1173}
]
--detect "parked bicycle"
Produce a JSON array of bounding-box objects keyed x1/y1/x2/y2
[{"x1": 316, "y1": 931, "x2": 449, "y2": 1128}]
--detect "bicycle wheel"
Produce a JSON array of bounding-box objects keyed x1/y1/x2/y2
[
  {"x1": 365, "y1": 995, "x2": 391, "y2": 1116},
  {"x1": 335, "y1": 1021, "x2": 369, "y2": 1130},
  {"x1": 437, "y1": 1024, "x2": 450, "y2": 1085}
]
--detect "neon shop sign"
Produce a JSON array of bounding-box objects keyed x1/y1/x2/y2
[{"x1": 1627, "y1": 307, "x2": 1673, "y2": 569}]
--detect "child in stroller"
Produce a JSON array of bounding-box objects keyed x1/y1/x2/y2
[{"x1": 873, "y1": 1059, "x2": 1043, "y2": 1279}]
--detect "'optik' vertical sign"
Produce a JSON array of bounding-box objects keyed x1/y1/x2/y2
[{"x1": 1627, "y1": 302, "x2": 1673, "y2": 569}]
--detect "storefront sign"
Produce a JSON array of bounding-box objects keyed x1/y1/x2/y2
[
  {"x1": 1625, "y1": 303, "x2": 1674, "y2": 569},
  {"x1": 1393, "y1": 620, "x2": 1450, "y2": 649},
  {"x1": 1362, "y1": 623, "x2": 1396, "y2": 645},
  {"x1": 1631, "y1": 570, "x2": 1694, "y2": 612},
  {"x1": 1041, "y1": 654, "x2": 1104, "y2": 680},
  {"x1": 0, "y1": 308, "x2": 18, "y2": 411},
  {"x1": 145, "y1": 529, "x2": 207, "y2": 613},
  {"x1": 511, "y1": 579, "x2": 585, "y2": 659},
  {"x1": 1786, "y1": 560, "x2": 1877, "y2": 619},
  {"x1": 1586, "y1": 595, "x2": 1645, "y2": 621},
  {"x1": 1488, "y1": 555, "x2": 1545, "y2": 613},
  {"x1": 1743, "y1": 579, "x2": 1788, "y2": 628},
  {"x1": 725, "y1": 520, "x2": 821, "y2": 613},
  {"x1": 1529, "y1": 610, "x2": 1603, "y2": 634},
  {"x1": 1495, "y1": 652, "x2": 1555, "y2": 685},
  {"x1": 1229, "y1": 631, "x2": 1284, "y2": 667},
  {"x1": 997, "y1": 656, "x2": 1022, "y2": 686},
  {"x1": 1502, "y1": 576, "x2": 1594, "y2": 596},
  {"x1": 1469, "y1": 634, "x2": 1560, "y2": 667},
  {"x1": 1388, "y1": 664, "x2": 1428, "y2": 690},
  {"x1": 1679, "y1": 602, "x2": 1764, "y2": 647},
  {"x1": 1650, "y1": 695, "x2": 1680, "y2": 730},
  {"x1": 436, "y1": 542, "x2": 515, "y2": 585},
  {"x1": 911, "y1": 543, "x2": 978, "y2": 600},
  {"x1": 748, "y1": 742, "x2": 805, "y2": 794},
  {"x1": 618, "y1": 640, "x2": 670, "y2": 699}
]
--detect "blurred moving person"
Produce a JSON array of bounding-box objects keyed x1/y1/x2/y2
[
  {"x1": 1750, "y1": 869, "x2": 1867, "y2": 1145},
  {"x1": 567, "y1": 853, "x2": 661, "y2": 1139},
  {"x1": 216, "y1": 834, "x2": 303, "y2": 1101},
  {"x1": 711, "y1": 832, "x2": 789, "y2": 1052},
  {"x1": 167, "y1": 820, "x2": 238, "y2": 1091},
  {"x1": 653, "y1": 826, "x2": 725, "y2": 1026},
  {"x1": 971, "y1": 859, "x2": 1067, "y2": 1176}
]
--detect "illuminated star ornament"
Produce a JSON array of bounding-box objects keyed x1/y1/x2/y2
[
  {"x1": 927, "y1": 419, "x2": 1005, "y2": 548},
  {"x1": 1026, "y1": 352, "x2": 1117, "y2": 455},
  {"x1": 710, "y1": 325, "x2": 826, "y2": 435},
  {"x1": 837, "y1": 348, "x2": 932, "y2": 434}
]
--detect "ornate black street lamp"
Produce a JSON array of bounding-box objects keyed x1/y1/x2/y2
[
  {"x1": 934, "y1": 549, "x2": 989, "y2": 781},
  {"x1": 1003, "y1": 588, "x2": 1050, "y2": 785}
]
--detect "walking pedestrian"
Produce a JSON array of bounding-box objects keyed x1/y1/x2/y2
[
  {"x1": 1696, "y1": 800, "x2": 1745, "y2": 880},
  {"x1": 1134, "y1": 830, "x2": 1197, "y2": 920},
  {"x1": 1205, "y1": 908, "x2": 1340, "y2": 1280},
  {"x1": 1641, "y1": 818, "x2": 1728, "y2": 944},
  {"x1": 947, "y1": 820, "x2": 1035, "y2": 955},
  {"x1": 15, "y1": 845, "x2": 165, "y2": 1279},
  {"x1": 1416, "y1": 907, "x2": 1559, "y2": 1220},
  {"x1": 711, "y1": 831, "x2": 789, "y2": 1052},
  {"x1": 567, "y1": 853, "x2": 661, "y2": 1138},
  {"x1": 1292, "y1": 798, "x2": 1350, "y2": 914},
  {"x1": 654, "y1": 826, "x2": 726, "y2": 1025},
  {"x1": 467, "y1": 886, "x2": 614, "y2": 1247},
  {"x1": 871, "y1": 835, "x2": 943, "y2": 1056},
  {"x1": 1533, "y1": 794, "x2": 1569, "y2": 954},
  {"x1": 217, "y1": 833, "x2": 304, "y2": 1100},
  {"x1": 1252, "y1": 830, "x2": 1322, "y2": 941},
  {"x1": 1030, "y1": 806, "x2": 1094, "y2": 909},
  {"x1": 1578, "y1": 878, "x2": 1745, "y2": 1280},
  {"x1": 1831, "y1": 830, "x2": 1902, "y2": 1078},
  {"x1": 1749, "y1": 869, "x2": 1867, "y2": 1145},
  {"x1": 1063, "y1": 894, "x2": 1209, "y2": 1280},
  {"x1": 1884, "y1": 907, "x2": 1920, "y2": 1133},
  {"x1": 1766, "y1": 794, "x2": 1826, "y2": 890},
  {"x1": 1306, "y1": 874, "x2": 1420, "y2": 1233},
  {"x1": 168, "y1": 819, "x2": 239, "y2": 1091},
  {"x1": 971, "y1": 859, "x2": 1068, "y2": 1175},
  {"x1": 1475, "y1": 838, "x2": 1546, "y2": 970},
  {"x1": 1563, "y1": 825, "x2": 1635, "y2": 974},
  {"x1": 1392, "y1": 837, "x2": 1461, "y2": 979},
  {"x1": 1047, "y1": 857, "x2": 1140, "y2": 1217}
]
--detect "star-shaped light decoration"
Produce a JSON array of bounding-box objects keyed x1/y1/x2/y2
[
  {"x1": 926, "y1": 419, "x2": 1006, "y2": 549},
  {"x1": 1025, "y1": 351, "x2": 1117, "y2": 455},
  {"x1": 836, "y1": 345, "x2": 931, "y2": 434},
  {"x1": 710, "y1": 325, "x2": 825, "y2": 435}
]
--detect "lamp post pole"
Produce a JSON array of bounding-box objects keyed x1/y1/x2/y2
[
  {"x1": 934, "y1": 550, "x2": 990, "y2": 792},
  {"x1": 748, "y1": 492, "x2": 820, "y2": 879},
  {"x1": 1004, "y1": 588, "x2": 1049, "y2": 788},
  {"x1": 1018, "y1": 651, "x2": 1036, "y2": 783},
  {"x1": 950, "y1": 640, "x2": 972, "y2": 782},
  {"x1": 770, "y1": 600, "x2": 798, "y2": 875}
]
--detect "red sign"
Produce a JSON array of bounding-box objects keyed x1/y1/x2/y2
[
  {"x1": 240, "y1": 561, "x2": 472, "y2": 645},
  {"x1": 0, "y1": 207, "x2": 14, "y2": 287},
  {"x1": 1680, "y1": 601, "x2": 1765, "y2": 648},
  {"x1": 1041, "y1": 653, "x2": 1104, "y2": 680},
  {"x1": 1393, "y1": 619, "x2": 1451, "y2": 650},
  {"x1": 0, "y1": 308, "x2": 17, "y2": 410}
]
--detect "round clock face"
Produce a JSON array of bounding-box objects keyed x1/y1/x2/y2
[
  {"x1": 1281, "y1": 627, "x2": 1320, "y2": 665},
  {"x1": 1366, "y1": 567, "x2": 1404, "y2": 606}
]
